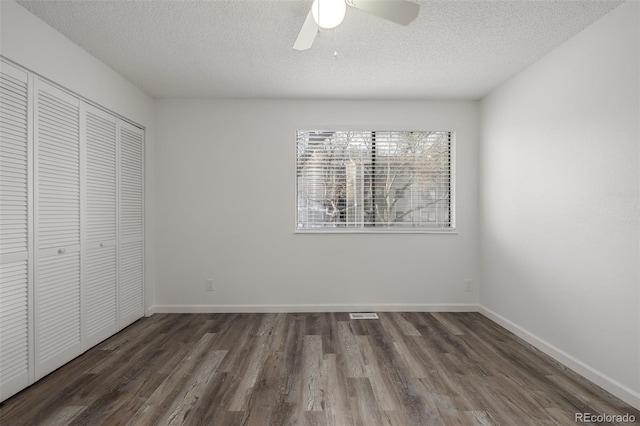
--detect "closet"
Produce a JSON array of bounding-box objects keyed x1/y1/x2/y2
[
  {"x1": 0, "y1": 60, "x2": 31, "y2": 403},
  {"x1": 0, "y1": 60, "x2": 145, "y2": 401}
]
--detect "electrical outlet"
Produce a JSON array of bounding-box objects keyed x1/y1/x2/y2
[
  {"x1": 205, "y1": 279, "x2": 214, "y2": 292},
  {"x1": 465, "y1": 279, "x2": 472, "y2": 292}
]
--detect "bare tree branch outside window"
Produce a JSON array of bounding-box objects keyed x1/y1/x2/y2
[{"x1": 296, "y1": 131, "x2": 454, "y2": 231}]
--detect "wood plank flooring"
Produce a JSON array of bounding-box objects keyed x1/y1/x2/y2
[{"x1": 1, "y1": 312, "x2": 638, "y2": 425}]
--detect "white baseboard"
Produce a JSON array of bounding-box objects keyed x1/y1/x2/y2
[
  {"x1": 479, "y1": 305, "x2": 640, "y2": 410},
  {"x1": 150, "y1": 303, "x2": 479, "y2": 314}
]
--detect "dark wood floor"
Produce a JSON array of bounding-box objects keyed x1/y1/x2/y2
[{"x1": 1, "y1": 312, "x2": 638, "y2": 425}]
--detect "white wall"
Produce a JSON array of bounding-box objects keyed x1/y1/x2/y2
[
  {"x1": 0, "y1": 0, "x2": 157, "y2": 311},
  {"x1": 480, "y1": 1, "x2": 639, "y2": 408},
  {"x1": 154, "y1": 99, "x2": 479, "y2": 311}
]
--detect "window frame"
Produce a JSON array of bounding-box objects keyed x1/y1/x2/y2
[{"x1": 294, "y1": 129, "x2": 457, "y2": 234}]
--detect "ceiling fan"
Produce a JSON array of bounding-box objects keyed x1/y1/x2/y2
[{"x1": 293, "y1": 0, "x2": 420, "y2": 51}]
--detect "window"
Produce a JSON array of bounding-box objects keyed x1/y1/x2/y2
[{"x1": 296, "y1": 130, "x2": 454, "y2": 232}]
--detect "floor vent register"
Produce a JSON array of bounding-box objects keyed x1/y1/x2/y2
[{"x1": 349, "y1": 313, "x2": 379, "y2": 320}]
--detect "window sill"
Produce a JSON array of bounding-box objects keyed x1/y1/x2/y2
[{"x1": 294, "y1": 228, "x2": 458, "y2": 234}]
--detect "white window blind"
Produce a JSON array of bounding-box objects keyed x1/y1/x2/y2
[{"x1": 296, "y1": 131, "x2": 454, "y2": 231}]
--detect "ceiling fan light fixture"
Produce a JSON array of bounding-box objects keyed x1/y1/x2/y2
[{"x1": 311, "y1": 0, "x2": 346, "y2": 29}]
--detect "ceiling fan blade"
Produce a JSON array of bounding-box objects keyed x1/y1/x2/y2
[
  {"x1": 293, "y1": 10, "x2": 318, "y2": 51},
  {"x1": 347, "y1": 0, "x2": 419, "y2": 25}
]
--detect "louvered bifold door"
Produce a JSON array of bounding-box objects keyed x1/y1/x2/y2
[
  {"x1": 118, "y1": 121, "x2": 144, "y2": 328},
  {"x1": 0, "y1": 61, "x2": 32, "y2": 401},
  {"x1": 82, "y1": 104, "x2": 118, "y2": 348},
  {"x1": 33, "y1": 78, "x2": 82, "y2": 380}
]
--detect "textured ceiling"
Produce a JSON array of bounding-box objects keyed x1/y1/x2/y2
[{"x1": 17, "y1": 0, "x2": 622, "y2": 100}]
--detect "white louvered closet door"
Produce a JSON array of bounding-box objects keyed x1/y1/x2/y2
[
  {"x1": 0, "y1": 61, "x2": 32, "y2": 400},
  {"x1": 82, "y1": 104, "x2": 118, "y2": 348},
  {"x1": 33, "y1": 78, "x2": 82, "y2": 380},
  {"x1": 118, "y1": 121, "x2": 144, "y2": 328}
]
